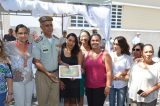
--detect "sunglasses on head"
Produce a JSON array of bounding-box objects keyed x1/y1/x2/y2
[{"x1": 132, "y1": 48, "x2": 140, "y2": 51}]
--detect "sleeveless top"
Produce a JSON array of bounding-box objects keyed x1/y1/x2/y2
[
  {"x1": 61, "y1": 48, "x2": 78, "y2": 65},
  {"x1": 85, "y1": 51, "x2": 106, "y2": 88},
  {"x1": 60, "y1": 47, "x2": 80, "y2": 100}
]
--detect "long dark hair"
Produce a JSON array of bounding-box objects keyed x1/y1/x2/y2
[
  {"x1": 114, "y1": 36, "x2": 130, "y2": 55},
  {"x1": 62, "y1": 33, "x2": 80, "y2": 56}
]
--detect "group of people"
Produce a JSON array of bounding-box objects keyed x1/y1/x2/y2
[{"x1": 0, "y1": 15, "x2": 160, "y2": 106}]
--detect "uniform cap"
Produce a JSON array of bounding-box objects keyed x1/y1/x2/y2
[{"x1": 39, "y1": 16, "x2": 53, "y2": 23}]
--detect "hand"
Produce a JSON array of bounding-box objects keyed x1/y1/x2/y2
[
  {"x1": 135, "y1": 58, "x2": 143, "y2": 63},
  {"x1": 61, "y1": 62, "x2": 69, "y2": 68},
  {"x1": 60, "y1": 80, "x2": 65, "y2": 90},
  {"x1": 13, "y1": 71, "x2": 24, "y2": 81},
  {"x1": 104, "y1": 87, "x2": 110, "y2": 96},
  {"x1": 47, "y1": 72, "x2": 59, "y2": 83},
  {"x1": 140, "y1": 90, "x2": 151, "y2": 97},
  {"x1": 114, "y1": 72, "x2": 122, "y2": 78},
  {"x1": 5, "y1": 94, "x2": 13, "y2": 104}
]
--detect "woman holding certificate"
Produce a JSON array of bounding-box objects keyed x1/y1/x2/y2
[
  {"x1": 59, "y1": 33, "x2": 83, "y2": 106},
  {"x1": 84, "y1": 33, "x2": 112, "y2": 106}
]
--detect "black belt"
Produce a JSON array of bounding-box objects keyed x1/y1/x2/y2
[{"x1": 48, "y1": 69, "x2": 58, "y2": 73}]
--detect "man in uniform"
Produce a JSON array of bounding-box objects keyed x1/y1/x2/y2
[{"x1": 32, "y1": 16, "x2": 59, "y2": 106}]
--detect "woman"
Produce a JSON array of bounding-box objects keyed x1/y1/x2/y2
[
  {"x1": 128, "y1": 44, "x2": 160, "y2": 106},
  {"x1": 132, "y1": 43, "x2": 144, "y2": 61},
  {"x1": 79, "y1": 30, "x2": 91, "y2": 57},
  {"x1": 0, "y1": 39, "x2": 13, "y2": 106},
  {"x1": 5, "y1": 24, "x2": 33, "y2": 106},
  {"x1": 109, "y1": 36, "x2": 132, "y2": 106},
  {"x1": 59, "y1": 33, "x2": 83, "y2": 106},
  {"x1": 84, "y1": 33, "x2": 112, "y2": 106},
  {"x1": 79, "y1": 30, "x2": 91, "y2": 106}
]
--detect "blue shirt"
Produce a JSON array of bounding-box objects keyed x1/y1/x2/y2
[{"x1": 0, "y1": 64, "x2": 12, "y2": 94}]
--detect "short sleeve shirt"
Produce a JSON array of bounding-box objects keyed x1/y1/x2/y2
[
  {"x1": 110, "y1": 52, "x2": 132, "y2": 88},
  {"x1": 0, "y1": 64, "x2": 12, "y2": 94},
  {"x1": 128, "y1": 62, "x2": 160, "y2": 103},
  {"x1": 32, "y1": 34, "x2": 59, "y2": 72}
]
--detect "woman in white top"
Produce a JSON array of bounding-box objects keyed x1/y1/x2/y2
[
  {"x1": 5, "y1": 24, "x2": 33, "y2": 106},
  {"x1": 109, "y1": 36, "x2": 132, "y2": 106},
  {"x1": 128, "y1": 44, "x2": 160, "y2": 106}
]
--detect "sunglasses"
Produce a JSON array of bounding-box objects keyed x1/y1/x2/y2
[
  {"x1": 132, "y1": 48, "x2": 140, "y2": 51},
  {"x1": 80, "y1": 39, "x2": 88, "y2": 41}
]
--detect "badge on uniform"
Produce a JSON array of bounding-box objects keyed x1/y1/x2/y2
[
  {"x1": 41, "y1": 46, "x2": 49, "y2": 53},
  {"x1": 35, "y1": 36, "x2": 43, "y2": 43}
]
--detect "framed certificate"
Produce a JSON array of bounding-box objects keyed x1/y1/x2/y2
[{"x1": 59, "y1": 65, "x2": 81, "y2": 79}]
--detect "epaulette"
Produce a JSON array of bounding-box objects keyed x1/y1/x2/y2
[
  {"x1": 53, "y1": 35, "x2": 59, "y2": 39},
  {"x1": 34, "y1": 36, "x2": 43, "y2": 43}
]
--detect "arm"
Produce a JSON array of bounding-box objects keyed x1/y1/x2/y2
[
  {"x1": 77, "y1": 50, "x2": 83, "y2": 66},
  {"x1": 33, "y1": 58, "x2": 58, "y2": 83},
  {"x1": 114, "y1": 56, "x2": 132, "y2": 80},
  {"x1": 77, "y1": 50, "x2": 84, "y2": 73},
  {"x1": 104, "y1": 52, "x2": 112, "y2": 96},
  {"x1": 6, "y1": 78, "x2": 13, "y2": 103},
  {"x1": 141, "y1": 83, "x2": 160, "y2": 97},
  {"x1": 114, "y1": 69, "x2": 129, "y2": 80}
]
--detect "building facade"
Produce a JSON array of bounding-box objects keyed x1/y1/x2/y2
[{"x1": 0, "y1": 0, "x2": 160, "y2": 55}]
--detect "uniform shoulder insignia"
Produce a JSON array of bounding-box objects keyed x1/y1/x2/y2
[
  {"x1": 34, "y1": 36, "x2": 43, "y2": 43},
  {"x1": 53, "y1": 35, "x2": 59, "y2": 39}
]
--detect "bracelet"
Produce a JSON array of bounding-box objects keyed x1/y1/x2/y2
[
  {"x1": 8, "y1": 92, "x2": 13, "y2": 95},
  {"x1": 105, "y1": 86, "x2": 111, "y2": 89}
]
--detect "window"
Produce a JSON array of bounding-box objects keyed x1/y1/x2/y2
[
  {"x1": 70, "y1": 5, "x2": 123, "y2": 28},
  {"x1": 111, "y1": 5, "x2": 122, "y2": 28},
  {"x1": 70, "y1": 15, "x2": 92, "y2": 27}
]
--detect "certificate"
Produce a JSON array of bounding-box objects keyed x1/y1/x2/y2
[{"x1": 59, "y1": 65, "x2": 81, "y2": 79}]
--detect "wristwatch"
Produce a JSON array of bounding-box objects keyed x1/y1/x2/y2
[{"x1": 106, "y1": 86, "x2": 111, "y2": 89}]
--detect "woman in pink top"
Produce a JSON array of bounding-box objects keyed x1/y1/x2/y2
[{"x1": 84, "y1": 33, "x2": 112, "y2": 106}]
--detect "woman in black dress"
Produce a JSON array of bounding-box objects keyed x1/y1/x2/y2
[{"x1": 59, "y1": 33, "x2": 83, "y2": 106}]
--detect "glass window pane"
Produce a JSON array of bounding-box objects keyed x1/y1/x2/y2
[
  {"x1": 84, "y1": 24, "x2": 89, "y2": 27},
  {"x1": 71, "y1": 24, "x2": 76, "y2": 27},
  {"x1": 71, "y1": 20, "x2": 76, "y2": 23},
  {"x1": 78, "y1": 20, "x2": 83, "y2": 23},
  {"x1": 78, "y1": 16, "x2": 83, "y2": 19},
  {"x1": 78, "y1": 24, "x2": 83, "y2": 27},
  {"x1": 71, "y1": 16, "x2": 76, "y2": 19}
]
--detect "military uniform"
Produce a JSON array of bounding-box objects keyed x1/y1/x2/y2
[
  {"x1": 32, "y1": 34, "x2": 59, "y2": 72},
  {"x1": 32, "y1": 33, "x2": 60, "y2": 106}
]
